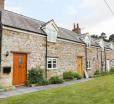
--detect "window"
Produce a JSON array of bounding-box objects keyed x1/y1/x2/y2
[
  {"x1": 86, "y1": 42, "x2": 91, "y2": 48},
  {"x1": 85, "y1": 36, "x2": 91, "y2": 48},
  {"x1": 47, "y1": 30, "x2": 57, "y2": 42},
  {"x1": 99, "y1": 39, "x2": 104, "y2": 49},
  {"x1": 18, "y1": 56, "x2": 22, "y2": 64},
  {"x1": 87, "y1": 60, "x2": 91, "y2": 69},
  {"x1": 47, "y1": 58, "x2": 57, "y2": 69}
]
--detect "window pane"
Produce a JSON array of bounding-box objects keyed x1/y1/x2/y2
[
  {"x1": 48, "y1": 61, "x2": 51, "y2": 64},
  {"x1": 47, "y1": 58, "x2": 57, "y2": 69},
  {"x1": 48, "y1": 64, "x2": 52, "y2": 68},
  {"x1": 18, "y1": 56, "x2": 22, "y2": 64},
  {"x1": 53, "y1": 64, "x2": 56, "y2": 68},
  {"x1": 53, "y1": 60, "x2": 56, "y2": 64}
]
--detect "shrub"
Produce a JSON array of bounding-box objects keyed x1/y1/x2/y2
[
  {"x1": 27, "y1": 67, "x2": 44, "y2": 85},
  {"x1": 109, "y1": 68, "x2": 114, "y2": 74},
  {"x1": 94, "y1": 69, "x2": 114, "y2": 77},
  {"x1": 100, "y1": 71, "x2": 109, "y2": 76},
  {"x1": 74, "y1": 73, "x2": 82, "y2": 79},
  {"x1": 63, "y1": 71, "x2": 82, "y2": 80},
  {"x1": 63, "y1": 71, "x2": 75, "y2": 80},
  {"x1": 49, "y1": 76, "x2": 64, "y2": 84},
  {"x1": 94, "y1": 70, "x2": 100, "y2": 75},
  {"x1": 39, "y1": 79, "x2": 50, "y2": 85},
  {"x1": 72, "y1": 72, "x2": 82, "y2": 79}
]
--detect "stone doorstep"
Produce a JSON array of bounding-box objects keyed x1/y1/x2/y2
[{"x1": 0, "y1": 78, "x2": 91, "y2": 99}]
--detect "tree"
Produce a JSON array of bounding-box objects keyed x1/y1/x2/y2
[
  {"x1": 99, "y1": 32, "x2": 107, "y2": 40},
  {"x1": 109, "y1": 34, "x2": 114, "y2": 43},
  {"x1": 91, "y1": 34, "x2": 99, "y2": 39}
]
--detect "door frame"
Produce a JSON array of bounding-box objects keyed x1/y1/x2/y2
[
  {"x1": 12, "y1": 52, "x2": 28, "y2": 86},
  {"x1": 77, "y1": 56, "x2": 84, "y2": 77}
]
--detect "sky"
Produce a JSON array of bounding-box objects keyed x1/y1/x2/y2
[{"x1": 5, "y1": 0, "x2": 114, "y2": 37}]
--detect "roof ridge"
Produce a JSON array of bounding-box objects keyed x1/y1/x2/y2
[{"x1": 3, "y1": 9, "x2": 45, "y2": 24}]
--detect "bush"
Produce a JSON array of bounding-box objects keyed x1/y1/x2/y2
[
  {"x1": 39, "y1": 79, "x2": 50, "y2": 85},
  {"x1": 94, "y1": 69, "x2": 114, "y2": 77},
  {"x1": 49, "y1": 76, "x2": 64, "y2": 84},
  {"x1": 27, "y1": 67, "x2": 44, "y2": 85},
  {"x1": 100, "y1": 71, "x2": 109, "y2": 76},
  {"x1": 63, "y1": 71, "x2": 81, "y2": 80},
  {"x1": 63, "y1": 71, "x2": 74, "y2": 80},
  {"x1": 94, "y1": 70, "x2": 100, "y2": 75},
  {"x1": 74, "y1": 73, "x2": 82, "y2": 79},
  {"x1": 109, "y1": 68, "x2": 114, "y2": 74}
]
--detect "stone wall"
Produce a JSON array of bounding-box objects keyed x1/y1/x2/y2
[
  {"x1": 0, "y1": 29, "x2": 46, "y2": 87},
  {"x1": 47, "y1": 40, "x2": 85, "y2": 77},
  {"x1": 106, "y1": 49, "x2": 114, "y2": 69},
  {"x1": 86, "y1": 47, "x2": 106, "y2": 76},
  {"x1": 0, "y1": 28, "x2": 114, "y2": 87}
]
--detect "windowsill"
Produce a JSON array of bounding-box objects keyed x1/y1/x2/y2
[
  {"x1": 47, "y1": 68, "x2": 57, "y2": 71},
  {"x1": 87, "y1": 68, "x2": 91, "y2": 70}
]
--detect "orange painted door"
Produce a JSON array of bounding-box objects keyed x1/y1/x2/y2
[
  {"x1": 13, "y1": 53, "x2": 27, "y2": 86},
  {"x1": 77, "y1": 57, "x2": 84, "y2": 77}
]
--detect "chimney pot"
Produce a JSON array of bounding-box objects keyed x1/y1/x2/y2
[{"x1": 72, "y1": 23, "x2": 81, "y2": 34}]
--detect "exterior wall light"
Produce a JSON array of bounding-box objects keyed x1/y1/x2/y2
[{"x1": 5, "y1": 51, "x2": 9, "y2": 57}]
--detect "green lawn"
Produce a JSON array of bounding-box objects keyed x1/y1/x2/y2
[{"x1": 1, "y1": 75, "x2": 114, "y2": 104}]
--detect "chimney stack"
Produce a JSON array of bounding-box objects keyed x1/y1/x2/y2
[
  {"x1": 0, "y1": 0, "x2": 5, "y2": 10},
  {"x1": 72, "y1": 23, "x2": 81, "y2": 34}
]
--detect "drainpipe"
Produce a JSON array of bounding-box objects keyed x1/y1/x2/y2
[
  {"x1": 101, "y1": 50, "x2": 103, "y2": 71},
  {"x1": 45, "y1": 35, "x2": 48, "y2": 79},
  {"x1": 104, "y1": 47, "x2": 107, "y2": 71},
  {"x1": 84, "y1": 43, "x2": 89, "y2": 78},
  {"x1": 85, "y1": 43, "x2": 87, "y2": 71},
  {"x1": 97, "y1": 48, "x2": 99, "y2": 70},
  {"x1": 0, "y1": 11, "x2": 2, "y2": 76}
]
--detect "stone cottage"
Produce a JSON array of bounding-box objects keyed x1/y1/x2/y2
[{"x1": 0, "y1": 0, "x2": 114, "y2": 87}]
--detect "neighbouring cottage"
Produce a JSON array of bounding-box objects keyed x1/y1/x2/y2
[{"x1": 0, "y1": 0, "x2": 114, "y2": 87}]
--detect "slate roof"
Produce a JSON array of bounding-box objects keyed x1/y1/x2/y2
[
  {"x1": 0, "y1": 10, "x2": 112, "y2": 49},
  {"x1": 1, "y1": 10, "x2": 45, "y2": 35},
  {"x1": 1, "y1": 10, "x2": 83, "y2": 43}
]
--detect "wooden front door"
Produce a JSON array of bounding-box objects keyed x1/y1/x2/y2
[
  {"x1": 77, "y1": 57, "x2": 84, "y2": 77},
  {"x1": 13, "y1": 53, "x2": 27, "y2": 86}
]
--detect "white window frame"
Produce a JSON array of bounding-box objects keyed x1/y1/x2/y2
[
  {"x1": 86, "y1": 42, "x2": 91, "y2": 48},
  {"x1": 112, "y1": 60, "x2": 114, "y2": 67},
  {"x1": 46, "y1": 29, "x2": 57, "y2": 42},
  {"x1": 47, "y1": 58, "x2": 57, "y2": 70},
  {"x1": 87, "y1": 60, "x2": 91, "y2": 69}
]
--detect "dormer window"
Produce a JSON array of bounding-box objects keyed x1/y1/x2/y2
[
  {"x1": 84, "y1": 35, "x2": 91, "y2": 48},
  {"x1": 99, "y1": 39, "x2": 104, "y2": 49},
  {"x1": 86, "y1": 42, "x2": 91, "y2": 48},
  {"x1": 42, "y1": 20, "x2": 59, "y2": 43},
  {"x1": 110, "y1": 42, "x2": 114, "y2": 50},
  {"x1": 46, "y1": 29, "x2": 58, "y2": 42}
]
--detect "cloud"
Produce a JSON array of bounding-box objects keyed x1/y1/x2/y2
[
  {"x1": 4, "y1": 0, "x2": 114, "y2": 36},
  {"x1": 82, "y1": 17, "x2": 114, "y2": 36},
  {"x1": 63, "y1": 0, "x2": 114, "y2": 36}
]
